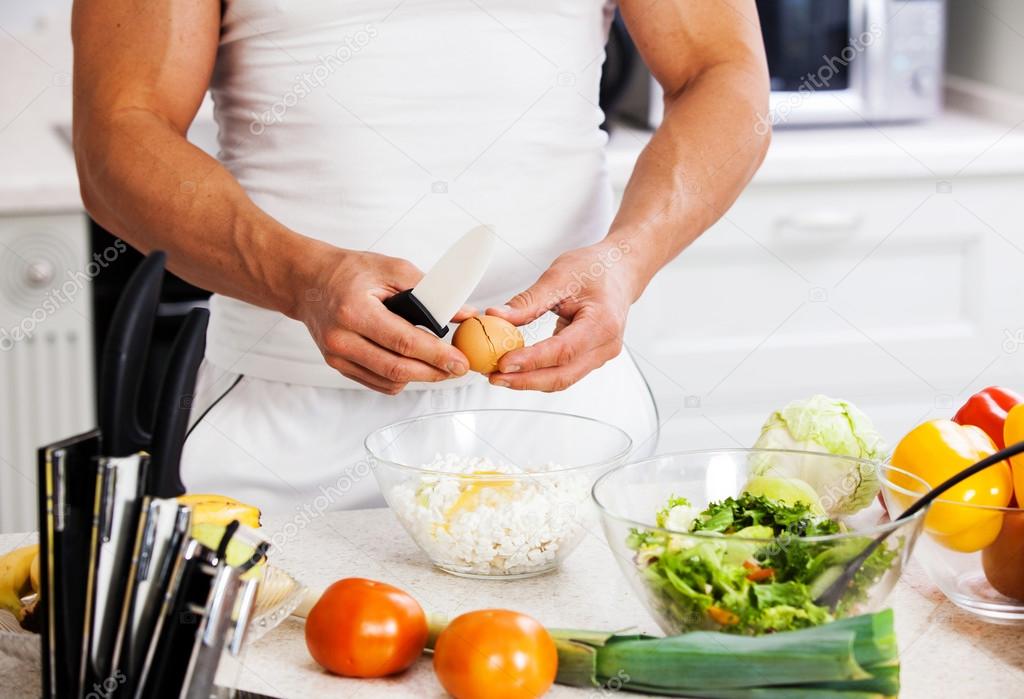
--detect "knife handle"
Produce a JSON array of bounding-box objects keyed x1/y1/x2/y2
[
  {"x1": 383, "y1": 289, "x2": 450, "y2": 338},
  {"x1": 147, "y1": 308, "x2": 209, "y2": 498},
  {"x1": 99, "y1": 252, "x2": 165, "y2": 457}
]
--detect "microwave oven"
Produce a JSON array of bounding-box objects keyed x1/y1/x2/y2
[{"x1": 602, "y1": 0, "x2": 947, "y2": 129}]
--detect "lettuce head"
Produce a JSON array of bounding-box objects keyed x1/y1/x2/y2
[{"x1": 751, "y1": 395, "x2": 887, "y2": 516}]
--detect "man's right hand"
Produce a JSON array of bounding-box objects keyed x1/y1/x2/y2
[{"x1": 296, "y1": 248, "x2": 471, "y2": 394}]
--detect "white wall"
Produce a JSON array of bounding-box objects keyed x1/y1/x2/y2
[
  {"x1": 0, "y1": 1, "x2": 71, "y2": 35},
  {"x1": 947, "y1": 0, "x2": 1024, "y2": 96}
]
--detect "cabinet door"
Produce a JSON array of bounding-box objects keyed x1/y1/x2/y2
[{"x1": 620, "y1": 177, "x2": 1024, "y2": 443}]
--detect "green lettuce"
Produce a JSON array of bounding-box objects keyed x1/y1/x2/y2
[{"x1": 751, "y1": 395, "x2": 887, "y2": 515}]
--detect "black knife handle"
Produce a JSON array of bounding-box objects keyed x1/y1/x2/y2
[
  {"x1": 147, "y1": 308, "x2": 209, "y2": 498},
  {"x1": 383, "y1": 289, "x2": 449, "y2": 338},
  {"x1": 99, "y1": 252, "x2": 165, "y2": 457}
]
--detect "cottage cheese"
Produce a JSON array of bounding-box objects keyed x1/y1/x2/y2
[{"x1": 389, "y1": 454, "x2": 590, "y2": 576}]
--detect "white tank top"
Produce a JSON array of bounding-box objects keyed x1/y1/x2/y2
[{"x1": 206, "y1": 0, "x2": 616, "y2": 388}]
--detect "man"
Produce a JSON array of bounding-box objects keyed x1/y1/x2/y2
[{"x1": 72, "y1": 0, "x2": 769, "y2": 512}]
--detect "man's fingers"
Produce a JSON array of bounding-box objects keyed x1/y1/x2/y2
[
  {"x1": 325, "y1": 355, "x2": 407, "y2": 395},
  {"x1": 384, "y1": 257, "x2": 425, "y2": 293},
  {"x1": 496, "y1": 314, "x2": 619, "y2": 373},
  {"x1": 486, "y1": 272, "x2": 565, "y2": 326},
  {"x1": 488, "y1": 356, "x2": 600, "y2": 393},
  {"x1": 451, "y1": 304, "x2": 478, "y2": 322},
  {"x1": 343, "y1": 334, "x2": 455, "y2": 384},
  {"x1": 360, "y1": 303, "x2": 469, "y2": 375}
]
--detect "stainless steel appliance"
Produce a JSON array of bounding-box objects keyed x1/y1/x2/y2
[{"x1": 602, "y1": 0, "x2": 946, "y2": 129}]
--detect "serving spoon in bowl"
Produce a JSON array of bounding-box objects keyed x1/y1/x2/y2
[{"x1": 815, "y1": 439, "x2": 1024, "y2": 611}]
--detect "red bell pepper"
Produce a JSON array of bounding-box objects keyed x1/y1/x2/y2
[{"x1": 953, "y1": 386, "x2": 1024, "y2": 449}]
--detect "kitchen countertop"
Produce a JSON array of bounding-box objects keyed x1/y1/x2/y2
[
  {"x1": 606, "y1": 107, "x2": 1024, "y2": 190},
  {"x1": 1, "y1": 507, "x2": 1022, "y2": 697}
]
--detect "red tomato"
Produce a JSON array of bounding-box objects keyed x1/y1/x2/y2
[
  {"x1": 304, "y1": 578, "x2": 428, "y2": 678},
  {"x1": 433, "y1": 609, "x2": 557, "y2": 699}
]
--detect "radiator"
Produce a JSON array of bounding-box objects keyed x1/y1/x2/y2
[{"x1": 0, "y1": 213, "x2": 95, "y2": 533}]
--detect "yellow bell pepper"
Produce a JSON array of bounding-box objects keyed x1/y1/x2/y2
[
  {"x1": 890, "y1": 419, "x2": 1012, "y2": 552},
  {"x1": 1004, "y1": 404, "x2": 1024, "y2": 502}
]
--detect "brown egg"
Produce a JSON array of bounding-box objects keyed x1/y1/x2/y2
[
  {"x1": 452, "y1": 316, "x2": 525, "y2": 375},
  {"x1": 981, "y1": 511, "x2": 1024, "y2": 601}
]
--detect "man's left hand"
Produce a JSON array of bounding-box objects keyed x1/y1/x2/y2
[{"x1": 485, "y1": 239, "x2": 638, "y2": 392}]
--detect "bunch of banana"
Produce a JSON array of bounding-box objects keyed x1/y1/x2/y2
[
  {"x1": 0, "y1": 544, "x2": 40, "y2": 623},
  {"x1": 178, "y1": 493, "x2": 261, "y2": 529}
]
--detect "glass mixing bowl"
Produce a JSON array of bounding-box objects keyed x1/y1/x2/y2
[
  {"x1": 593, "y1": 449, "x2": 927, "y2": 635},
  {"x1": 366, "y1": 409, "x2": 633, "y2": 579},
  {"x1": 882, "y1": 463, "x2": 1024, "y2": 624}
]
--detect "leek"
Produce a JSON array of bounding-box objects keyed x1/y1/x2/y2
[{"x1": 552, "y1": 610, "x2": 898, "y2": 697}]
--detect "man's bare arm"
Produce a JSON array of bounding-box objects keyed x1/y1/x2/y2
[
  {"x1": 72, "y1": 0, "x2": 316, "y2": 315},
  {"x1": 607, "y1": 0, "x2": 771, "y2": 292},
  {"x1": 72, "y1": 0, "x2": 469, "y2": 392}
]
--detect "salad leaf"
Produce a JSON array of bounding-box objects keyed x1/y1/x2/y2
[
  {"x1": 657, "y1": 495, "x2": 698, "y2": 532},
  {"x1": 742, "y1": 476, "x2": 825, "y2": 515},
  {"x1": 692, "y1": 493, "x2": 840, "y2": 538}
]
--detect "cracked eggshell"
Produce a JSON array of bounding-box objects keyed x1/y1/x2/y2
[{"x1": 452, "y1": 315, "x2": 525, "y2": 374}]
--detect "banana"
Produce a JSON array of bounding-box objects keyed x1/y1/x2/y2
[
  {"x1": 178, "y1": 493, "x2": 261, "y2": 529},
  {"x1": 190, "y1": 522, "x2": 265, "y2": 581},
  {"x1": 29, "y1": 549, "x2": 40, "y2": 594},
  {"x1": 0, "y1": 545, "x2": 39, "y2": 622}
]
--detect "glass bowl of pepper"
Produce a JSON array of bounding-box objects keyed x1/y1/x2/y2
[{"x1": 883, "y1": 386, "x2": 1024, "y2": 623}]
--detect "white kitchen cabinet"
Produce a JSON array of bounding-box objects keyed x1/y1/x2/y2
[{"x1": 610, "y1": 113, "x2": 1024, "y2": 450}]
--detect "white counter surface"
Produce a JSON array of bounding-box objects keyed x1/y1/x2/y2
[
  {"x1": 605, "y1": 108, "x2": 1024, "y2": 190},
  {"x1": 1, "y1": 507, "x2": 1021, "y2": 698}
]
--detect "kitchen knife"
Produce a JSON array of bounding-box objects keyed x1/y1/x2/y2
[
  {"x1": 140, "y1": 527, "x2": 265, "y2": 699},
  {"x1": 36, "y1": 429, "x2": 101, "y2": 699},
  {"x1": 118, "y1": 502, "x2": 191, "y2": 694},
  {"x1": 137, "y1": 536, "x2": 215, "y2": 699},
  {"x1": 82, "y1": 252, "x2": 166, "y2": 689},
  {"x1": 384, "y1": 224, "x2": 496, "y2": 337},
  {"x1": 116, "y1": 307, "x2": 209, "y2": 691}
]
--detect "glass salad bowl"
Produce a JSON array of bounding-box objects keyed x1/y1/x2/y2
[
  {"x1": 366, "y1": 409, "x2": 633, "y2": 579},
  {"x1": 593, "y1": 449, "x2": 928, "y2": 636},
  {"x1": 882, "y1": 464, "x2": 1024, "y2": 624}
]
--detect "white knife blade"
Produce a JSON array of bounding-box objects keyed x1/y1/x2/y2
[{"x1": 412, "y1": 225, "x2": 496, "y2": 328}]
